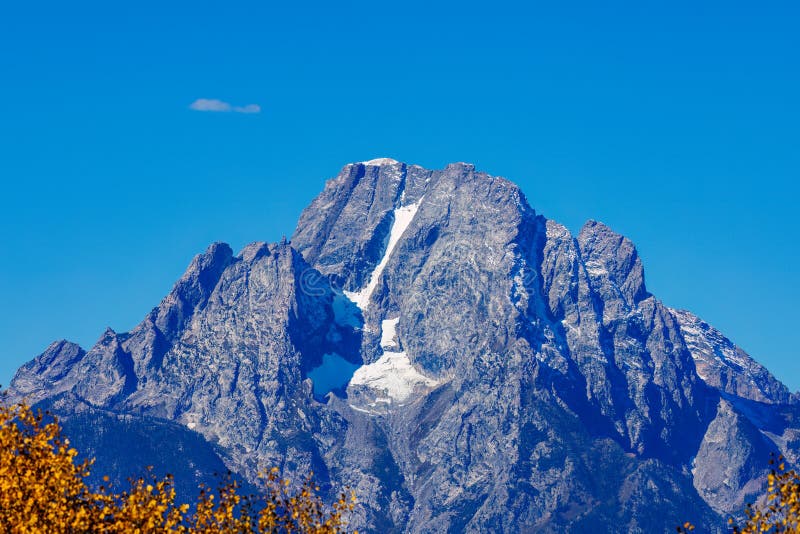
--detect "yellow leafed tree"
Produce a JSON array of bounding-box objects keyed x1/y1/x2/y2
[
  {"x1": 679, "y1": 455, "x2": 800, "y2": 534},
  {"x1": 726, "y1": 455, "x2": 800, "y2": 534},
  {"x1": 0, "y1": 398, "x2": 355, "y2": 533}
]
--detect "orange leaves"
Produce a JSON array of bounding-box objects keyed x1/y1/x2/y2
[
  {"x1": 678, "y1": 453, "x2": 800, "y2": 533},
  {"x1": 251, "y1": 470, "x2": 355, "y2": 533},
  {"x1": 0, "y1": 399, "x2": 355, "y2": 533},
  {"x1": 0, "y1": 401, "x2": 98, "y2": 533},
  {"x1": 695, "y1": 454, "x2": 800, "y2": 534}
]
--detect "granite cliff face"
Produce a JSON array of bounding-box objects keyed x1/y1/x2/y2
[{"x1": 8, "y1": 159, "x2": 797, "y2": 533}]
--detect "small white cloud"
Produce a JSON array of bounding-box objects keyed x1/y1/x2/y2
[
  {"x1": 190, "y1": 98, "x2": 232, "y2": 112},
  {"x1": 189, "y1": 98, "x2": 261, "y2": 114},
  {"x1": 233, "y1": 104, "x2": 261, "y2": 114}
]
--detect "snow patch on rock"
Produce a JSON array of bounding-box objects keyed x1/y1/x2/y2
[
  {"x1": 347, "y1": 315, "x2": 437, "y2": 412},
  {"x1": 671, "y1": 307, "x2": 790, "y2": 404},
  {"x1": 361, "y1": 158, "x2": 400, "y2": 166},
  {"x1": 344, "y1": 199, "x2": 422, "y2": 312},
  {"x1": 349, "y1": 351, "x2": 438, "y2": 405},
  {"x1": 381, "y1": 317, "x2": 400, "y2": 349},
  {"x1": 583, "y1": 261, "x2": 608, "y2": 277}
]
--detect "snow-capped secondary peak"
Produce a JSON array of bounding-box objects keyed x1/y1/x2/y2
[{"x1": 361, "y1": 157, "x2": 400, "y2": 166}]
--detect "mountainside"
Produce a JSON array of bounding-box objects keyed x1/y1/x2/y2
[{"x1": 8, "y1": 159, "x2": 798, "y2": 533}]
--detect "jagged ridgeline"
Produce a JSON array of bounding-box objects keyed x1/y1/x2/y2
[{"x1": 9, "y1": 159, "x2": 799, "y2": 533}]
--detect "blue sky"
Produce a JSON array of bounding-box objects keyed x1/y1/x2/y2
[{"x1": 0, "y1": 1, "x2": 798, "y2": 389}]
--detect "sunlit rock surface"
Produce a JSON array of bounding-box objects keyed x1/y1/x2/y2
[{"x1": 10, "y1": 160, "x2": 798, "y2": 533}]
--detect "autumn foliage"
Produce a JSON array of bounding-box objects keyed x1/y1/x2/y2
[
  {"x1": 678, "y1": 455, "x2": 800, "y2": 534},
  {"x1": 0, "y1": 399, "x2": 355, "y2": 533},
  {"x1": 725, "y1": 455, "x2": 800, "y2": 534}
]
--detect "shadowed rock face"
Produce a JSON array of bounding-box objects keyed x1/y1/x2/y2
[{"x1": 9, "y1": 160, "x2": 797, "y2": 533}]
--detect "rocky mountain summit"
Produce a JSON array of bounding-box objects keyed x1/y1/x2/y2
[{"x1": 8, "y1": 159, "x2": 798, "y2": 533}]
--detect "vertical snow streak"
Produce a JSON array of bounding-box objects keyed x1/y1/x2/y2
[
  {"x1": 344, "y1": 198, "x2": 422, "y2": 312},
  {"x1": 343, "y1": 196, "x2": 439, "y2": 411}
]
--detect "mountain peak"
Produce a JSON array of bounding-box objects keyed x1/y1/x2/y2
[
  {"x1": 444, "y1": 161, "x2": 476, "y2": 172},
  {"x1": 154, "y1": 241, "x2": 234, "y2": 339},
  {"x1": 360, "y1": 157, "x2": 400, "y2": 166},
  {"x1": 670, "y1": 308, "x2": 792, "y2": 404},
  {"x1": 7, "y1": 339, "x2": 86, "y2": 403},
  {"x1": 9, "y1": 159, "x2": 795, "y2": 533},
  {"x1": 577, "y1": 218, "x2": 648, "y2": 305}
]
